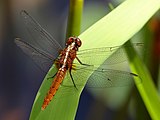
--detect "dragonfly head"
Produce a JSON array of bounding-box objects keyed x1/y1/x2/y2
[{"x1": 66, "y1": 37, "x2": 82, "y2": 48}]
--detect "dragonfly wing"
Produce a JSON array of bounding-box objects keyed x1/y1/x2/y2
[
  {"x1": 73, "y1": 43, "x2": 143, "y2": 88},
  {"x1": 20, "y1": 10, "x2": 62, "y2": 57},
  {"x1": 85, "y1": 68, "x2": 140, "y2": 88},
  {"x1": 77, "y1": 43, "x2": 143, "y2": 66},
  {"x1": 69, "y1": 64, "x2": 141, "y2": 88},
  {"x1": 15, "y1": 38, "x2": 55, "y2": 72}
]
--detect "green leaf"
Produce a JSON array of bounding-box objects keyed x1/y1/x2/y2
[
  {"x1": 79, "y1": 0, "x2": 160, "y2": 50},
  {"x1": 29, "y1": 65, "x2": 82, "y2": 120},
  {"x1": 30, "y1": 0, "x2": 160, "y2": 120}
]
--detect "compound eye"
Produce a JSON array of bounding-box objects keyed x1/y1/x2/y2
[
  {"x1": 75, "y1": 38, "x2": 82, "y2": 47},
  {"x1": 66, "y1": 37, "x2": 74, "y2": 46}
]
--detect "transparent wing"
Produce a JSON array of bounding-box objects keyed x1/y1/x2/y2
[
  {"x1": 20, "y1": 10, "x2": 62, "y2": 57},
  {"x1": 77, "y1": 43, "x2": 143, "y2": 66},
  {"x1": 86, "y1": 68, "x2": 139, "y2": 88},
  {"x1": 15, "y1": 38, "x2": 55, "y2": 72},
  {"x1": 67, "y1": 64, "x2": 141, "y2": 88}
]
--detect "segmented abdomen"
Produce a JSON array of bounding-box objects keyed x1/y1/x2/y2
[{"x1": 41, "y1": 68, "x2": 67, "y2": 110}]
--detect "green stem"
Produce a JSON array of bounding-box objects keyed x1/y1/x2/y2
[
  {"x1": 66, "y1": 0, "x2": 84, "y2": 39},
  {"x1": 124, "y1": 41, "x2": 160, "y2": 120}
]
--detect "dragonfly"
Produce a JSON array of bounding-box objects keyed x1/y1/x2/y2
[{"x1": 15, "y1": 10, "x2": 142, "y2": 110}]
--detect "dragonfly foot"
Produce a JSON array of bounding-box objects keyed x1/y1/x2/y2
[{"x1": 47, "y1": 73, "x2": 56, "y2": 80}]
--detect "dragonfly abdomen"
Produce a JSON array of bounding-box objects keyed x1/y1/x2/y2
[{"x1": 41, "y1": 68, "x2": 67, "y2": 110}]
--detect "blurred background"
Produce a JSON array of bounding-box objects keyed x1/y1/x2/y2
[{"x1": 0, "y1": 0, "x2": 159, "y2": 120}]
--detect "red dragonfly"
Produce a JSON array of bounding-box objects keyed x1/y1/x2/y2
[{"x1": 15, "y1": 10, "x2": 142, "y2": 110}]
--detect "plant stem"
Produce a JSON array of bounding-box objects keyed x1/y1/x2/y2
[
  {"x1": 66, "y1": 0, "x2": 84, "y2": 39},
  {"x1": 124, "y1": 41, "x2": 160, "y2": 120}
]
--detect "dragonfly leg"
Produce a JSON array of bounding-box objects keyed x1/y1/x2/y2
[
  {"x1": 69, "y1": 69, "x2": 78, "y2": 90},
  {"x1": 76, "y1": 57, "x2": 91, "y2": 66},
  {"x1": 47, "y1": 72, "x2": 56, "y2": 80}
]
